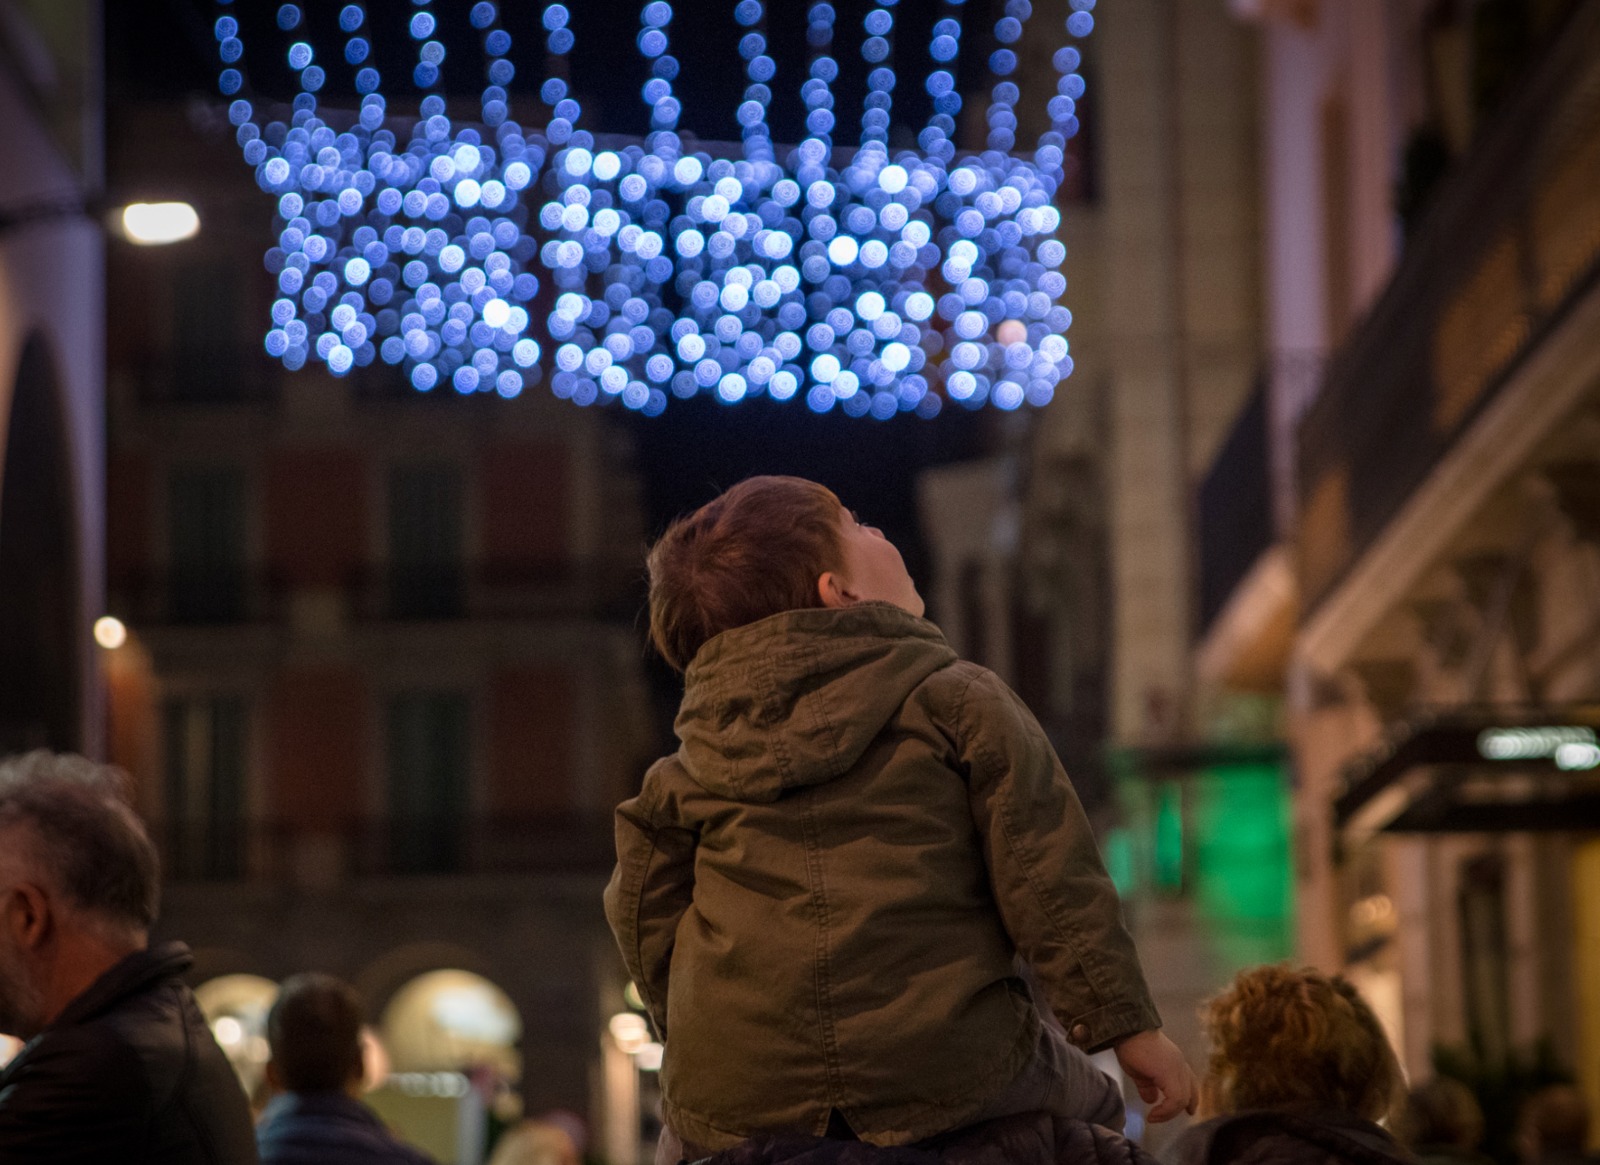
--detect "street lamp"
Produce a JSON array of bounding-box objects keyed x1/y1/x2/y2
[
  {"x1": 0, "y1": 198, "x2": 199, "y2": 245},
  {"x1": 116, "y1": 202, "x2": 199, "y2": 245},
  {"x1": 93, "y1": 615, "x2": 128, "y2": 649}
]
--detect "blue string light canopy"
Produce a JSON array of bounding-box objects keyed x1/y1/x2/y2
[{"x1": 215, "y1": 0, "x2": 1096, "y2": 419}]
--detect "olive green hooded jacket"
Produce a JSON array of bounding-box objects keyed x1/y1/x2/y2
[{"x1": 603, "y1": 604, "x2": 1159, "y2": 1150}]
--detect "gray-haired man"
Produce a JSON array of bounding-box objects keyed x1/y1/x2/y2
[{"x1": 0, "y1": 750, "x2": 257, "y2": 1163}]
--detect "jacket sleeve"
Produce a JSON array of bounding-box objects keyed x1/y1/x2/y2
[
  {"x1": 953, "y1": 666, "x2": 1161, "y2": 1052},
  {"x1": 602, "y1": 758, "x2": 699, "y2": 1041}
]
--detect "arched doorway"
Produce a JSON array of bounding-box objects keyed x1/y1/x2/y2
[
  {"x1": 371, "y1": 969, "x2": 525, "y2": 1164},
  {"x1": 194, "y1": 973, "x2": 278, "y2": 1103},
  {"x1": 0, "y1": 334, "x2": 80, "y2": 752}
]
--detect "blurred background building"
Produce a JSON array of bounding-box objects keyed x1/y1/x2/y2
[
  {"x1": 0, "y1": 0, "x2": 104, "y2": 760},
  {"x1": 1201, "y1": 0, "x2": 1600, "y2": 1134},
  {"x1": 99, "y1": 39, "x2": 659, "y2": 1165}
]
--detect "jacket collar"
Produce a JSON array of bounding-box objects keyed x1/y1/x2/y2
[
  {"x1": 260, "y1": 1090, "x2": 386, "y2": 1126},
  {"x1": 49, "y1": 940, "x2": 194, "y2": 1029}
]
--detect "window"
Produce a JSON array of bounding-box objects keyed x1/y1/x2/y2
[
  {"x1": 386, "y1": 691, "x2": 470, "y2": 873},
  {"x1": 1459, "y1": 855, "x2": 1511, "y2": 1064},
  {"x1": 388, "y1": 465, "x2": 464, "y2": 618},
  {"x1": 169, "y1": 467, "x2": 247, "y2": 623},
  {"x1": 171, "y1": 260, "x2": 245, "y2": 402},
  {"x1": 163, "y1": 696, "x2": 248, "y2": 879}
]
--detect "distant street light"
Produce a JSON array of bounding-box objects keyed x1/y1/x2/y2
[
  {"x1": 117, "y1": 201, "x2": 199, "y2": 245},
  {"x1": 93, "y1": 615, "x2": 128, "y2": 649}
]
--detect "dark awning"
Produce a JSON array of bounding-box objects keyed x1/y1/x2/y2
[{"x1": 1333, "y1": 706, "x2": 1600, "y2": 832}]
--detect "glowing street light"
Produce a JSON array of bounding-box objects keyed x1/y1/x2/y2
[
  {"x1": 93, "y1": 615, "x2": 128, "y2": 650},
  {"x1": 118, "y1": 202, "x2": 199, "y2": 245}
]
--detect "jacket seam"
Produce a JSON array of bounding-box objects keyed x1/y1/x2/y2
[
  {"x1": 169, "y1": 987, "x2": 224, "y2": 1164},
  {"x1": 799, "y1": 792, "x2": 842, "y2": 1116},
  {"x1": 623, "y1": 778, "x2": 670, "y2": 1029},
  {"x1": 955, "y1": 669, "x2": 1114, "y2": 1015},
  {"x1": 761, "y1": 652, "x2": 795, "y2": 790}
]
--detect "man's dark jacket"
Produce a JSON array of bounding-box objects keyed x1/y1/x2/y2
[
  {"x1": 0, "y1": 941, "x2": 257, "y2": 1164},
  {"x1": 256, "y1": 1091, "x2": 436, "y2": 1165},
  {"x1": 1176, "y1": 1110, "x2": 1414, "y2": 1165}
]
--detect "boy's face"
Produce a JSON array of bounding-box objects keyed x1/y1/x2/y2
[{"x1": 819, "y1": 507, "x2": 925, "y2": 618}]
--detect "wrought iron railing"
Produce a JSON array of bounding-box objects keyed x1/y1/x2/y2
[
  {"x1": 157, "y1": 814, "x2": 617, "y2": 883},
  {"x1": 1296, "y1": 0, "x2": 1600, "y2": 612},
  {"x1": 1197, "y1": 382, "x2": 1274, "y2": 636},
  {"x1": 110, "y1": 556, "x2": 643, "y2": 627}
]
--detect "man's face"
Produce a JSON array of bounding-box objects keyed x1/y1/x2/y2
[
  {"x1": 830, "y1": 507, "x2": 925, "y2": 618},
  {"x1": 0, "y1": 835, "x2": 46, "y2": 1041}
]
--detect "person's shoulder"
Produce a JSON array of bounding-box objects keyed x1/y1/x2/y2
[
  {"x1": 0, "y1": 1018, "x2": 150, "y2": 1127},
  {"x1": 13, "y1": 1014, "x2": 148, "y2": 1086},
  {"x1": 258, "y1": 1093, "x2": 438, "y2": 1165},
  {"x1": 911, "y1": 657, "x2": 996, "y2": 712},
  {"x1": 1180, "y1": 1110, "x2": 1412, "y2": 1165}
]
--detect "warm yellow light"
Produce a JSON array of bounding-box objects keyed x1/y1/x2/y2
[
  {"x1": 608, "y1": 1012, "x2": 649, "y2": 1054},
  {"x1": 213, "y1": 1016, "x2": 243, "y2": 1047},
  {"x1": 119, "y1": 202, "x2": 199, "y2": 245},
  {"x1": 93, "y1": 616, "x2": 127, "y2": 650}
]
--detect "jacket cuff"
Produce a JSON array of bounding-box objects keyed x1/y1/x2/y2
[{"x1": 1064, "y1": 1001, "x2": 1162, "y2": 1054}]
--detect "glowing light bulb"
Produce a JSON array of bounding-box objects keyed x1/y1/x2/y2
[
  {"x1": 119, "y1": 202, "x2": 200, "y2": 245},
  {"x1": 93, "y1": 616, "x2": 128, "y2": 650}
]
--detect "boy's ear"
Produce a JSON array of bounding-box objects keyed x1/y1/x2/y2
[{"x1": 817, "y1": 571, "x2": 855, "y2": 609}]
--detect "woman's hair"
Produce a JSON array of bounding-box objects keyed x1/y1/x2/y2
[
  {"x1": 647, "y1": 476, "x2": 844, "y2": 671},
  {"x1": 1200, "y1": 965, "x2": 1404, "y2": 1123}
]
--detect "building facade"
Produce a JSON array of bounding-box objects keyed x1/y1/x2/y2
[
  {"x1": 102, "y1": 93, "x2": 658, "y2": 1158},
  {"x1": 1203, "y1": 0, "x2": 1600, "y2": 1133},
  {"x1": 0, "y1": 1, "x2": 104, "y2": 758}
]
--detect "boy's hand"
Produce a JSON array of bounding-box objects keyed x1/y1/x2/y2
[{"x1": 1113, "y1": 1029, "x2": 1197, "y2": 1122}]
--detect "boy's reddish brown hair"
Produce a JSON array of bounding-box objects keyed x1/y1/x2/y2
[
  {"x1": 1200, "y1": 964, "x2": 1404, "y2": 1123},
  {"x1": 647, "y1": 476, "x2": 844, "y2": 671}
]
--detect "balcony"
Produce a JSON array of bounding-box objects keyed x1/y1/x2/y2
[
  {"x1": 109, "y1": 556, "x2": 643, "y2": 629},
  {"x1": 158, "y1": 814, "x2": 617, "y2": 884},
  {"x1": 1296, "y1": 0, "x2": 1600, "y2": 613},
  {"x1": 1197, "y1": 383, "x2": 1274, "y2": 637}
]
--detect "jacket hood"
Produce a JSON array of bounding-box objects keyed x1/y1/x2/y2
[{"x1": 675, "y1": 603, "x2": 957, "y2": 803}]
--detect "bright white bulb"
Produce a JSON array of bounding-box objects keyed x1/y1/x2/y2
[
  {"x1": 93, "y1": 616, "x2": 128, "y2": 650},
  {"x1": 120, "y1": 202, "x2": 199, "y2": 245},
  {"x1": 609, "y1": 1013, "x2": 649, "y2": 1053},
  {"x1": 482, "y1": 299, "x2": 511, "y2": 329},
  {"x1": 827, "y1": 236, "x2": 859, "y2": 266}
]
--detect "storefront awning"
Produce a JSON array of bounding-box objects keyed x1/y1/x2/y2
[{"x1": 1334, "y1": 706, "x2": 1600, "y2": 833}]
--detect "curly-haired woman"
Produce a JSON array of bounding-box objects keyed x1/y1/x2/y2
[{"x1": 1174, "y1": 965, "x2": 1413, "y2": 1165}]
